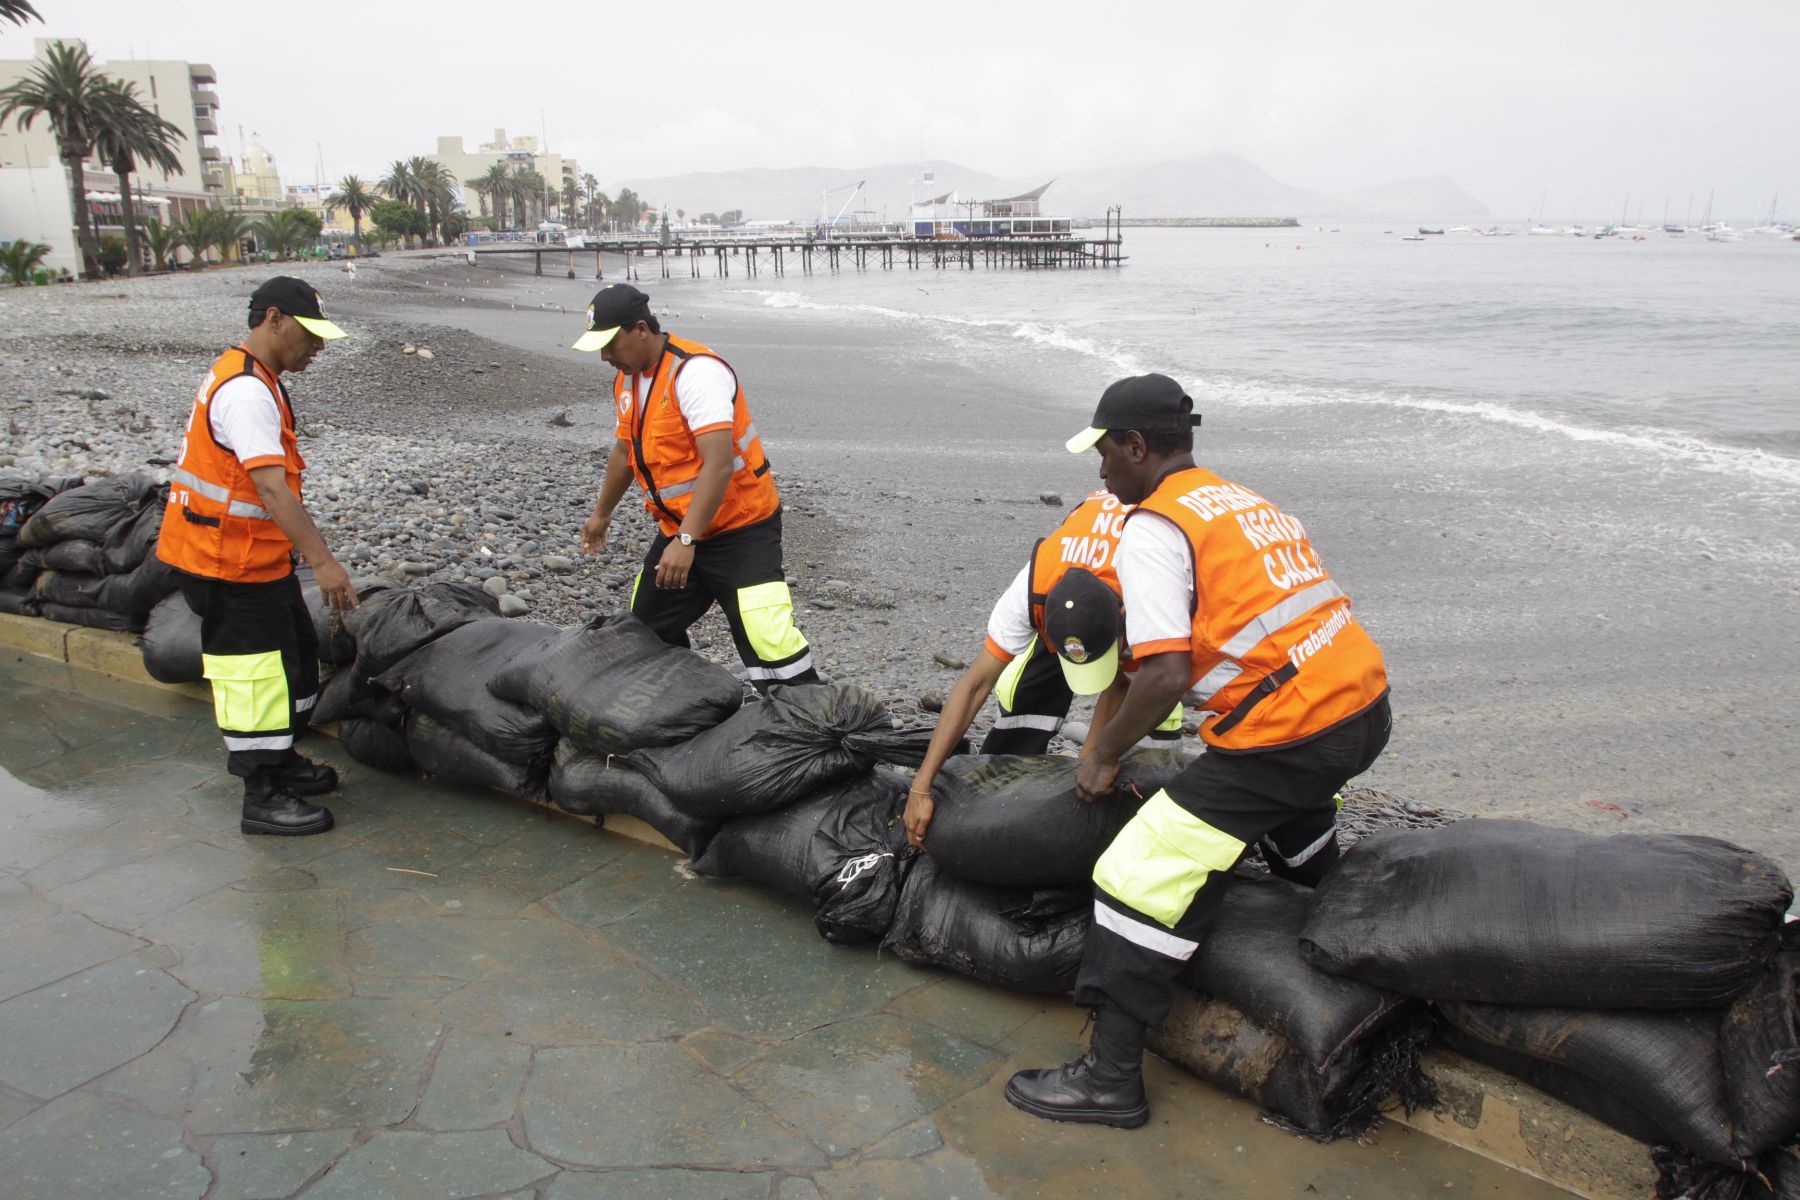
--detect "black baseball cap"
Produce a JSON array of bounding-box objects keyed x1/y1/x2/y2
[
  {"x1": 571, "y1": 283, "x2": 652, "y2": 352},
  {"x1": 248, "y1": 276, "x2": 346, "y2": 339},
  {"x1": 1042, "y1": 567, "x2": 1124, "y2": 695},
  {"x1": 1066, "y1": 373, "x2": 1200, "y2": 453}
]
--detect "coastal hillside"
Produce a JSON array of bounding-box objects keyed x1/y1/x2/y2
[{"x1": 612, "y1": 153, "x2": 1493, "y2": 224}]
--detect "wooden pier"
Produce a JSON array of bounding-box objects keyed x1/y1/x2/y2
[{"x1": 462, "y1": 231, "x2": 1125, "y2": 281}]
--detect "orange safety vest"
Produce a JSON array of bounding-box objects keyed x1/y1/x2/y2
[
  {"x1": 1026, "y1": 489, "x2": 1132, "y2": 634},
  {"x1": 1129, "y1": 466, "x2": 1388, "y2": 752},
  {"x1": 155, "y1": 346, "x2": 303, "y2": 583},
  {"x1": 613, "y1": 333, "x2": 779, "y2": 538}
]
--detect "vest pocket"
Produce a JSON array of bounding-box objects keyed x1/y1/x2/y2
[
  {"x1": 735, "y1": 580, "x2": 809, "y2": 662},
  {"x1": 1092, "y1": 789, "x2": 1246, "y2": 928}
]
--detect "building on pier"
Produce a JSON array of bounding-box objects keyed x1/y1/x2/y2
[{"x1": 908, "y1": 180, "x2": 1071, "y2": 239}]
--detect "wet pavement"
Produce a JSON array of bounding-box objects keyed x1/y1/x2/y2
[{"x1": 0, "y1": 650, "x2": 1576, "y2": 1199}]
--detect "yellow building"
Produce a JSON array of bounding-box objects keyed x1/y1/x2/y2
[{"x1": 431, "y1": 129, "x2": 579, "y2": 230}]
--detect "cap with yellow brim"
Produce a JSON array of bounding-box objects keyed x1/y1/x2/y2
[
  {"x1": 1065, "y1": 426, "x2": 1107, "y2": 454},
  {"x1": 571, "y1": 325, "x2": 622, "y2": 353},
  {"x1": 292, "y1": 314, "x2": 347, "y2": 340},
  {"x1": 1066, "y1": 374, "x2": 1200, "y2": 454},
  {"x1": 572, "y1": 283, "x2": 652, "y2": 353},
  {"x1": 1055, "y1": 637, "x2": 1119, "y2": 695}
]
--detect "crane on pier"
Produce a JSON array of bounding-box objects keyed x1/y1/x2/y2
[{"x1": 816, "y1": 180, "x2": 866, "y2": 240}]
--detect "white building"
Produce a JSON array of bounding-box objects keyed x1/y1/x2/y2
[
  {"x1": 431, "y1": 129, "x2": 579, "y2": 228},
  {"x1": 0, "y1": 39, "x2": 225, "y2": 273}
]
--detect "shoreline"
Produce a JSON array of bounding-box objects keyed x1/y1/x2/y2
[{"x1": 2, "y1": 252, "x2": 1795, "y2": 877}]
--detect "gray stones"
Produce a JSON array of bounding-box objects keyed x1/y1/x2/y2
[
  {"x1": 542, "y1": 555, "x2": 576, "y2": 574},
  {"x1": 415, "y1": 1033, "x2": 531, "y2": 1131},
  {"x1": 400, "y1": 562, "x2": 431, "y2": 576},
  {"x1": 1039, "y1": 492, "x2": 1064, "y2": 506},
  {"x1": 0, "y1": 1093, "x2": 210, "y2": 1200},
  {"x1": 304, "y1": 1130, "x2": 548, "y2": 1200},
  {"x1": 499, "y1": 594, "x2": 529, "y2": 617},
  {"x1": 0, "y1": 957, "x2": 194, "y2": 1097},
  {"x1": 208, "y1": 1130, "x2": 358, "y2": 1200},
  {"x1": 932, "y1": 653, "x2": 967, "y2": 671},
  {"x1": 482, "y1": 575, "x2": 509, "y2": 597}
]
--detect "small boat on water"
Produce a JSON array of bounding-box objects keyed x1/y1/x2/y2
[
  {"x1": 1418, "y1": 227, "x2": 1445, "y2": 235},
  {"x1": 1402, "y1": 234, "x2": 1427, "y2": 241}
]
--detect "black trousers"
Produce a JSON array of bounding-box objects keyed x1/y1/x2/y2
[
  {"x1": 1074, "y1": 693, "x2": 1392, "y2": 1027},
  {"x1": 178, "y1": 570, "x2": 318, "y2": 782},
  {"x1": 981, "y1": 635, "x2": 1186, "y2": 757},
  {"x1": 631, "y1": 510, "x2": 819, "y2": 692}
]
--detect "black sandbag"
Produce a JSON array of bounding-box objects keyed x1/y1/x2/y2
[
  {"x1": 1439, "y1": 1000, "x2": 1740, "y2": 1166},
  {"x1": 626, "y1": 681, "x2": 891, "y2": 818},
  {"x1": 1722, "y1": 951, "x2": 1800, "y2": 1156},
  {"x1": 337, "y1": 716, "x2": 414, "y2": 773},
  {"x1": 491, "y1": 612, "x2": 742, "y2": 756},
  {"x1": 1153, "y1": 988, "x2": 1435, "y2": 1140},
  {"x1": 4, "y1": 553, "x2": 39, "y2": 590},
  {"x1": 920, "y1": 753, "x2": 1187, "y2": 889},
  {"x1": 0, "y1": 535, "x2": 22, "y2": 580},
  {"x1": 407, "y1": 712, "x2": 547, "y2": 800},
  {"x1": 841, "y1": 721, "x2": 940, "y2": 768},
  {"x1": 1300, "y1": 819, "x2": 1793, "y2": 1009},
  {"x1": 33, "y1": 569, "x2": 109, "y2": 608},
  {"x1": 17, "y1": 472, "x2": 159, "y2": 548},
  {"x1": 36, "y1": 601, "x2": 142, "y2": 632},
  {"x1": 1187, "y1": 871, "x2": 1418, "y2": 1071},
  {"x1": 296, "y1": 569, "x2": 384, "y2": 665},
  {"x1": 341, "y1": 581, "x2": 499, "y2": 678},
  {"x1": 0, "y1": 587, "x2": 39, "y2": 617},
  {"x1": 547, "y1": 742, "x2": 717, "y2": 858},
  {"x1": 690, "y1": 769, "x2": 911, "y2": 944},
  {"x1": 372, "y1": 618, "x2": 560, "y2": 764},
  {"x1": 100, "y1": 490, "x2": 165, "y2": 574},
  {"x1": 140, "y1": 592, "x2": 204, "y2": 683},
  {"x1": 880, "y1": 855, "x2": 1089, "y2": 993},
  {"x1": 41, "y1": 538, "x2": 105, "y2": 574},
  {"x1": 99, "y1": 555, "x2": 180, "y2": 615},
  {"x1": 1436, "y1": 1023, "x2": 1673, "y2": 1147}
]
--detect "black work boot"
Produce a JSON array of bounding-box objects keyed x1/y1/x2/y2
[
  {"x1": 242, "y1": 775, "x2": 334, "y2": 837},
  {"x1": 1005, "y1": 1007, "x2": 1149, "y2": 1128},
  {"x1": 275, "y1": 755, "x2": 340, "y2": 797}
]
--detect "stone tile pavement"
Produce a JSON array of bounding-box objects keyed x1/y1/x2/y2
[{"x1": 0, "y1": 651, "x2": 1574, "y2": 1199}]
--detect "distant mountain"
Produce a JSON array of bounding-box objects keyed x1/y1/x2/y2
[
  {"x1": 1050, "y1": 153, "x2": 1340, "y2": 220},
  {"x1": 609, "y1": 154, "x2": 1491, "y2": 225}
]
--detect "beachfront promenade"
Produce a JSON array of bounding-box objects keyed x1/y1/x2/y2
[{"x1": 0, "y1": 642, "x2": 1595, "y2": 1200}]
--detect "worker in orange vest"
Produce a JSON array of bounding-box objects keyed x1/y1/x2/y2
[
  {"x1": 574, "y1": 284, "x2": 818, "y2": 690},
  {"x1": 155, "y1": 277, "x2": 357, "y2": 837},
  {"x1": 902, "y1": 490, "x2": 1184, "y2": 850},
  {"x1": 1007, "y1": 373, "x2": 1392, "y2": 1128}
]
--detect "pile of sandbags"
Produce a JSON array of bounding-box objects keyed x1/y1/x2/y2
[
  {"x1": 1, "y1": 473, "x2": 176, "y2": 630},
  {"x1": 1299, "y1": 819, "x2": 1798, "y2": 1191}
]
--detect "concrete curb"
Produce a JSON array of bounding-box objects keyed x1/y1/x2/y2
[{"x1": 0, "y1": 611, "x2": 1657, "y2": 1199}]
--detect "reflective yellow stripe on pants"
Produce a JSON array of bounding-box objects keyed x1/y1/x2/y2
[
  {"x1": 1092, "y1": 789, "x2": 1247, "y2": 928},
  {"x1": 736, "y1": 580, "x2": 809, "y2": 663}
]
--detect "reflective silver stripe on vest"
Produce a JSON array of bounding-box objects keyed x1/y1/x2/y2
[
  {"x1": 657, "y1": 454, "x2": 751, "y2": 500},
  {"x1": 171, "y1": 467, "x2": 274, "y2": 521},
  {"x1": 1191, "y1": 658, "x2": 1244, "y2": 700},
  {"x1": 1217, "y1": 580, "x2": 1345, "y2": 660}
]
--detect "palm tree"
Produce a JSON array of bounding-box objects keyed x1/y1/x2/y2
[
  {"x1": 588, "y1": 189, "x2": 610, "y2": 232},
  {"x1": 1, "y1": 239, "x2": 51, "y2": 285},
  {"x1": 178, "y1": 208, "x2": 216, "y2": 266},
  {"x1": 410, "y1": 156, "x2": 456, "y2": 245},
  {"x1": 561, "y1": 177, "x2": 580, "y2": 224},
  {"x1": 326, "y1": 174, "x2": 374, "y2": 249},
  {"x1": 255, "y1": 209, "x2": 318, "y2": 261},
  {"x1": 378, "y1": 159, "x2": 420, "y2": 208},
  {"x1": 1, "y1": 1, "x2": 41, "y2": 26},
  {"x1": 472, "y1": 161, "x2": 511, "y2": 230},
  {"x1": 510, "y1": 170, "x2": 544, "y2": 229},
  {"x1": 208, "y1": 210, "x2": 248, "y2": 263},
  {"x1": 90, "y1": 77, "x2": 185, "y2": 276},
  {"x1": 140, "y1": 217, "x2": 179, "y2": 271},
  {"x1": 0, "y1": 41, "x2": 111, "y2": 280}
]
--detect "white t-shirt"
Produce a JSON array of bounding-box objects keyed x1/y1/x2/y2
[
  {"x1": 984, "y1": 565, "x2": 1036, "y2": 659},
  {"x1": 1116, "y1": 511, "x2": 1196, "y2": 654},
  {"x1": 208, "y1": 374, "x2": 286, "y2": 466},
  {"x1": 623, "y1": 355, "x2": 737, "y2": 434}
]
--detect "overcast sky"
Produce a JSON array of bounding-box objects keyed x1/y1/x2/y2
[{"x1": 4, "y1": 0, "x2": 1794, "y2": 221}]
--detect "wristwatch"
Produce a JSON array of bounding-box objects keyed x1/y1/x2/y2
[{"x1": 676, "y1": 532, "x2": 695, "y2": 547}]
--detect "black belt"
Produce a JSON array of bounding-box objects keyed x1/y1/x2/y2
[{"x1": 1209, "y1": 661, "x2": 1298, "y2": 737}]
